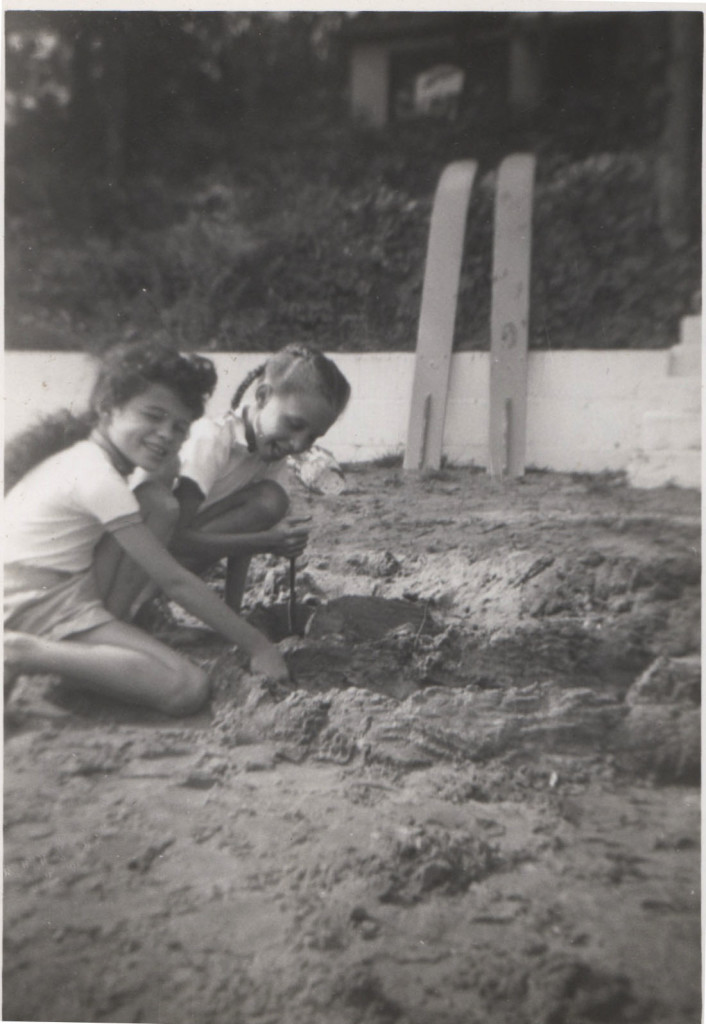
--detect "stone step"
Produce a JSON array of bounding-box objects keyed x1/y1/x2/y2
[
  {"x1": 668, "y1": 315, "x2": 702, "y2": 377},
  {"x1": 628, "y1": 449, "x2": 701, "y2": 490},
  {"x1": 637, "y1": 376, "x2": 701, "y2": 412},
  {"x1": 641, "y1": 410, "x2": 701, "y2": 452}
]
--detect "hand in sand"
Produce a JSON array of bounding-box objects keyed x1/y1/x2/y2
[{"x1": 249, "y1": 644, "x2": 290, "y2": 684}]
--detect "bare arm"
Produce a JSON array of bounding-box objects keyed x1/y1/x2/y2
[{"x1": 113, "y1": 521, "x2": 288, "y2": 679}]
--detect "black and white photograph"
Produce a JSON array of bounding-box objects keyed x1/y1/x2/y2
[{"x1": 3, "y1": 5, "x2": 702, "y2": 1023}]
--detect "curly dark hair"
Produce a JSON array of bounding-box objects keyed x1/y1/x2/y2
[
  {"x1": 90, "y1": 341, "x2": 217, "y2": 420},
  {"x1": 5, "y1": 341, "x2": 217, "y2": 493}
]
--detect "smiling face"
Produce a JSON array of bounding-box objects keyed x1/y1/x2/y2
[
  {"x1": 249, "y1": 385, "x2": 337, "y2": 463},
  {"x1": 101, "y1": 383, "x2": 194, "y2": 472}
]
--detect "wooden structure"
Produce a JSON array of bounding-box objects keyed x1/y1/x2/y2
[
  {"x1": 488, "y1": 154, "x2": 536, "y2": 477},
  {"x1": 403, "y1": 160, "x2": 477, "y2": 471},
  {"x1": 404, "y1": 154, "x2": 535, "y2": 476}
]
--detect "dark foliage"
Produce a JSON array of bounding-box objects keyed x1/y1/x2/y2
[
  {"x1": 4, "y1": 11, "x2": 701, "y2": 353},
  {"x1": 4, "y1": 410, "x2": 93, "y2": 493}
]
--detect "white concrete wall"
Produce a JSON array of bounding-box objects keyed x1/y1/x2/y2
[
  {"x1": 3, "y1": 346, "x2": 701, "y2": 483},
  {"x1": 627, "y1": 315, "x2": 702, "y2": 489}
]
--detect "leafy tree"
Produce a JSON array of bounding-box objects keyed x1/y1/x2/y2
[
  {"x1": 4, "y1": 11, "x2": 701, "y2": 352},
  {"x1": 5, "y1": 11, "x2": 346, "y2": 226}
]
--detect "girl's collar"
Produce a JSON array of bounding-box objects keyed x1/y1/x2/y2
[
  {"x1": 239, "y1": 406, "x2": 258, "y2": 454},
  {"x1": 89, "y1": 427, "x2": 135, "y2": 477}
]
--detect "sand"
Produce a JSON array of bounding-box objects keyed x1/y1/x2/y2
[{"x1": 4, "y1": 465, "x2": 700, "y2": 1024}]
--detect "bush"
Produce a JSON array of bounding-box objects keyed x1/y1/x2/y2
[
  {"x1": 456, "y1": 151, "x2": 700, "y2": 350},
  {"x1": 5, "y1": 130, "x2": 700, "y2": 354}
]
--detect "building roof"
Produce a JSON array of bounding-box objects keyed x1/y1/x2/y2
[
  {"x1": 341, "y1": 10, "x2": 640, "y2": 47},
  {"x1": 341, "y1": 11, "x2": 508, "y2": 45}
]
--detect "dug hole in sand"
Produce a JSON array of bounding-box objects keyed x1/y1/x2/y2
[{"x1": 4, "y1": 466, "x2": 700, "y2": 1024}]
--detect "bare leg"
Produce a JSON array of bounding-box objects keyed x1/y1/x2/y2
[
  {"x1": 94, "y1": 481, "x2": 179, "y2": 620},
  {"x1": 4, "y1": 625, "x2": 209, "y2": 716},
  {"x1": 173, "y1": 480, "x2": 289, "y2": 611},
  {"x1": 224, "y1": 556, "x2": 251, "y2": 612}
]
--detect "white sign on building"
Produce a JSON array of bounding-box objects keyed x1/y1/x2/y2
[{"x1": 414, "y1": 64, "x2": 465, "y2": 117}]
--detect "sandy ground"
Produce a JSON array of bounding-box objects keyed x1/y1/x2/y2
[{"x1": 3, "y1": 465, "x2": 701, "y2": 1024}]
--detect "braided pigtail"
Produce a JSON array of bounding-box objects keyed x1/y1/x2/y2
[{"x1": 230, "y1": 363, "x2": 266, "y2": 410}]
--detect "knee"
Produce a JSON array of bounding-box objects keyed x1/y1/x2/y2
[
  {"x1": 254, "y1": 480, "x2": 289, "y2": 528},
  {"x1": 134, "y1": 482, "x2": 180, "y2": 535},
  {"x1": 158, "y1": 663, "x2": 210, "y2": 717}
]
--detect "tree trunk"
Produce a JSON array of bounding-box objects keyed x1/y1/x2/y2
[
  {"x1": 102, "y1": 20, "x2": 128, "y2": 187},
  {"x1": 656, "y1": 12, "x2": 701, "y2": 248}
]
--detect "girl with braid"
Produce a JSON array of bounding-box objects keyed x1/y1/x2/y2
[{"x1": 169, "y1": 344, "x2": 351, "y2": 612}]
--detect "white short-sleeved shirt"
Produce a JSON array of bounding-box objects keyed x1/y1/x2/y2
[
  {"x1": 4, "y1": 440, "x2": 142, "y2": 572},
  {"x1": 177, "y1": 409, "x2": 290, "y2": 510}
]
